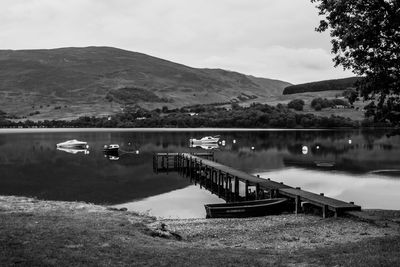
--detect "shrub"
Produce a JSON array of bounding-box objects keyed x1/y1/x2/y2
[{"x1": 288, "y1": 99, "x2": 305, "y2": 111}]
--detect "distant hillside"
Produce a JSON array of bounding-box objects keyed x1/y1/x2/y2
[
  {"x1": 0, "y1": 46, "x2": 290, "y2": 120},
  {"x1": 283, "y1": 77, "x2": 361, "y2": 95}
]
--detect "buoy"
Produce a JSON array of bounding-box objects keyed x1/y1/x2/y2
[
  {"x1": 135, "y1": 150, "x2": 140, "y2": 154},
  {"x1": 251, "y1": 146, "x2": 255, "y2": 150},
  {"x1": 302, "y1": 146, "x2": 308, "y2": 155},
  {"x1": 316, "y1": 145, "x2": 320, "y2": 149}
]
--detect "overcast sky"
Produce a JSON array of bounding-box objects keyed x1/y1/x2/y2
[{"x1": 0, "y1": 0, "x2": 354, "y2": 84}]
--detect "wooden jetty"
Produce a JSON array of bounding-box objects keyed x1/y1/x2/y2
[{"x1": 153, "y1": 152, "x2": 361, "y2": 218}]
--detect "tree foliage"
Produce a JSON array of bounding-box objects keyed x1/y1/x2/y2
[
  {"x1": 288, "y1": 99, "x2": 305, "y2": 111},
  {"x1": 312, "y1": 0, "x2": 400, "y2": 123},
  {"x1": 342, "y1": 89, "x2": 358, "y2": 105},
  {"x1": 283, "y1": 77, "x2": 360, "y2": 95},
  {"x1": 311, "y1": 97, "x2": 349, "y2": 110},
  {"x1": 0, "y1": 103, "x2": 361, "y2": 129}
]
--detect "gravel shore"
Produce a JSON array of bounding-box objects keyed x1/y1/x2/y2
[{"x1": 1, "y1": 195, "x2": 400, "y2": 266}]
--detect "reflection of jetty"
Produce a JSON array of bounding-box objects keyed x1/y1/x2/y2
[{"x1": 153, "y1": 153, "x2": 361, "y2": 218}]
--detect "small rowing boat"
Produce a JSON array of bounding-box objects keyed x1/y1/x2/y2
[{"x1": 204, "y1": 198, "x2": 288, "y2": 218}]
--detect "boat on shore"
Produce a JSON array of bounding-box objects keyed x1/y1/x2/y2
[
  {"x1": 56, "y1": 139, "x2": 88, "y2": 149},
  {"x1": 190, "y1": 135, "x2": 220, "y2": 144},
  {"x1": 204, "y1": 198, "x2": 288, "y2": 218}
]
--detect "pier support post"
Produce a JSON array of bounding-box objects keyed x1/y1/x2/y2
[
  {"x1": 166, "y1": 153, "x2": 169, "y2": 174},
  {"x1": 322, "y1": 205, "x2": 328, "y2": 218},
  {"x1": 255, "y1": 183, "x2": 260, "y2": 200},
  {"x1": 295, "y1": 196, "x2": 301, "y2": 214},
  {"x1": 224, "y1": 174, "x2": 228, "y2": 200},
  {"x1": 228, "y1": 176, "x2": 233, "y2": 202},
  {"x1": 234, "y1": 177, "x2": 239, "y2": 201},
  {"x1": 245, "y1": 180, "x2": 249, "y2": 200},
  {"x1": 217, "y1": 171, "x2": 222, "y2": 196}
]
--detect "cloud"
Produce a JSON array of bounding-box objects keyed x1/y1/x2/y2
[{"x1": 0, "y1": 0, "x2": 353, "y2": 83}]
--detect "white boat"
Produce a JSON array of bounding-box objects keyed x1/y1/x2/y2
[
  {"x1": 190, "y1": 135, "x2": 220, "y2": 144},
  {"x1": 56, "y1": 139, "x2": 89, "y2": 149}
]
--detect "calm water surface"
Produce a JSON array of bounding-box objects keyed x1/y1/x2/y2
[{"x1": 1, "y1": 128, "x2": 400, "y2": 218}]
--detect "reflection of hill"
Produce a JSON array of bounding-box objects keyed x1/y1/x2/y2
[
  {"x1": 0, "y1": 132, "x2": 196, "y2": 204},
  {"x1": 0, "y1": 155, "x2": 190, "y2": 204}
]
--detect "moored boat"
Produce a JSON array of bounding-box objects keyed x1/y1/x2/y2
[
  {"x1": 56, "y1": 139, "x2": 88, "y2": 149},
  {"x1": 103, "y1": 144, "x2": 120, "y2": 153},
  {"x1": 204, "y1": 198, "x2": 288, "y2": 218},
  {"x1": 190, "y1": 135, "x2": 220, "y2": 144}
]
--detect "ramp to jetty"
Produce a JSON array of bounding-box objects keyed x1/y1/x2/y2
[{"x1": 153, "y1": 152, "x2": 361, "y2": 218}]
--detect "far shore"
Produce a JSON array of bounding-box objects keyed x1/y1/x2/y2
[
  {"x1": 0, "y1": 127, "x2": 390, "y2": 134},
  {"x1": 1, "y1": 195, "x2": 400, "y2": 266}
]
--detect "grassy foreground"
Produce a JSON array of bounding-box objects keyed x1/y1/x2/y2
[{"x1": 1, "y1": 196, "x2": 400, "y2": 267}]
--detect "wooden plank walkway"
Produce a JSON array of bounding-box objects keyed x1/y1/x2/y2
[
  {"x1": 154, "y1": 152, "x2": 361, "y2": 218},
  {"x1": 181, "y1": 153, "x2": 291, "y2": 191}
]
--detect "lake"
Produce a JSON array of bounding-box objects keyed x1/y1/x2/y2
[{"x1": 1, "y1": 128, "x2": 400, "y2": 219}]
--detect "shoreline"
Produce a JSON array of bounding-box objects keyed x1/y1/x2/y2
[
  {"x1": 0, "y1": 127, "x2": 397, "y2": 134},
  {"x1": 1, "y1": 195, "x2": 400, "y2": 266}
]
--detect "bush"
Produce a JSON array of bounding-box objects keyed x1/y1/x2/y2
[
  {"x1": 314, "y1": 103, "x2": 322, "y2": 111},
  {"x1": 288, "y1": 99, "x2": 305, "y2": 111}
]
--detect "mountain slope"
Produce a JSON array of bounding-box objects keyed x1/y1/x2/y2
[{"x1": 0, "y1": 47, "x2": 291, "y2": 120}]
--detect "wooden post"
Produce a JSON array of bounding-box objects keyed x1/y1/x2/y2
[
  {"x1": 322, "y1": 205, "x2": 329, "y2": 218},
  {"x1": 228, "y1": 176, "x2": 232, "y2": 201},
  {"x1": 224, "y1": 174, "x2": 229, "y2": 200},
  {"x1": 212, "y1": 170, "x2": 216, "y2": 192},
  {"x1": 174, "y1": 155, "x2": 177, "y2": 170},
  {"x1": 244, "y1": 180, "x2": 249, "y2": 200},
  {"x1": 218, "y1": 171, "x2": 222, "y2": 196},
  {"x1": 295, "y1": 196, "x2": 301, "y2": 214},
  {"x1": 234, "y1": 176, "x2": 239, "y2": 201},
  {"x1": 255, "y1": 183, "x2": 260, "y2": 200},
  {"x1": 166, "y1": 153, "x2": 169, "y2": 174}
]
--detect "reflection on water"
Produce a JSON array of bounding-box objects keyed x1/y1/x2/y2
[
  {"x1": 189, "y1": 143, "x2": 220, "y2": 150},
  {"x1": 114, "y1": 185, "x2": 225, "y2": 219},
  {"x1": 57, "y1": 147, "x2": 90, "y2": 154},
  {"x1": 0, "y1": 129, "x2": 400, "y2": 218},
  {"x1": 257, "y1": 168, "x2": 400, "y2": 210}
]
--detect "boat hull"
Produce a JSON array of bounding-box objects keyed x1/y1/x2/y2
[
  {"x1": 56, "y1": 140, "x2": 88, "y2": 149},
  {"x1": 205, "y1": 198, "x2": 288, "y2": 218}
]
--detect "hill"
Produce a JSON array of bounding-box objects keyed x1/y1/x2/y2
[
  {"x1": 0, "y1": 47, "x2": 291, "y2": 120},
  {"x1": 282, "y1": 77, "x2": 361, "y2": 95}
]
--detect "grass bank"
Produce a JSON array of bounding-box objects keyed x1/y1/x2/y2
[{"x1": 1, "y1": 196, "x2": 399, "y2": 266}]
